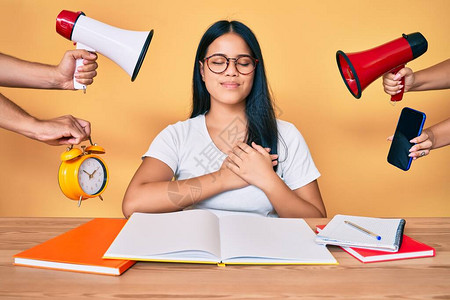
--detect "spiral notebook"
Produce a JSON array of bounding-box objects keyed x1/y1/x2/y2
[{"x1": 315, "y1": 215, "x2": 405, "y2": 252}]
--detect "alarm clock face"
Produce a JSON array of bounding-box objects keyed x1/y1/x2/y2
[{"x1": 77, "y1": 157, "x2": 107, "y2": 195}]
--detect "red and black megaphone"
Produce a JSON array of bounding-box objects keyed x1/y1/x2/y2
[{"x1": 336, "y1": 32, "x2": 427, "y2": 101}]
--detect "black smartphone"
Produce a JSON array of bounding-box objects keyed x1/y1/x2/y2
[{"x1": 387, "y1": 107, "x2": 426, "y2": 171}]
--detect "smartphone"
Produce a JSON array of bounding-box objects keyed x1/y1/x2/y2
[{"x1": 387, "y1": 107, "x2": 426, "y2": 171}]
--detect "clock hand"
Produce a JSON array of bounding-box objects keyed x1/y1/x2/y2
[
  {"x1": 91, "y1": 167, "x2": 99, "y2": 176},
  {"x1": 89, "y1": 167, "x2": 100, "y2": 179},
  {"x1": 83, "y1": 169, "x2": 95, "y2": 179}
]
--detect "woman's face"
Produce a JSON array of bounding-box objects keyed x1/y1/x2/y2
[{"x1": 200, "y1": 32, "x2": 255, "y2": 109}]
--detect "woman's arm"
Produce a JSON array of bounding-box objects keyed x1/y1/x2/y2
[
  {"x1": 0, "y1": 93, "x2": 90, "y2": 145},
  {"x1": 408, "y1": 117, "x2": 450, "y2": 159},
  {"x1": 262, "y1": 178, "x2": 326, "y2": 218},
  {"x1": 423, "y1": 117, "x2": 450, "y2": 149},
  {"x1": 383, "y1": 59, "x2": 450, "y2": 95},
  {"x1": 387, "y1": 117, "x2": 450, "y2": 159},
  {"x1": 409, "y1": 59, "x2": 450, "y2": 91},
  {"x1": 122, "y1": 157, "x2": 249, "y2": 218}
]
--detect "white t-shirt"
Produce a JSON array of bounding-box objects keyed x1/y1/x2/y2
[{"x1": 143, "y1": 114, "x2": 320, "y2": 217}]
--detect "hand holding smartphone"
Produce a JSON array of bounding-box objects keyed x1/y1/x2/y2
[{"x1": 387, "y1": 107, "x2": 426, "y2": 171}]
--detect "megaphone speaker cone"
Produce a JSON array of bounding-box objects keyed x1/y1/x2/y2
[
  {"x1": 336, "y1": 50, "x2": 362, "y2": 99},
  {"x1": 132, "y1": 29, "x2": 154, "y2": 81}
]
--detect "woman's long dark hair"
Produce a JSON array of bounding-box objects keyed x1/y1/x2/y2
[{"x1": 191, "y1": 20, "x2": 279, "y2": 169}]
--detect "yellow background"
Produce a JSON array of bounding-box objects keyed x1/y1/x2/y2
[{"x1": 0, "y1": 0, "x2": 448, "y2": 218}]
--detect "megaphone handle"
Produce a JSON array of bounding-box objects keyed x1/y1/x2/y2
[
  {"x1": 390, "y1": 65, "x2": 405, "y2": 102},
  {"x1": 74, "y1": 42, "x2": 96, "y2": 92}
]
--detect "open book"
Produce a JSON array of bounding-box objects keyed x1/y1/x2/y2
[
  {"x1": 103, "y1": 210, "x2": 337, "y2": 265},
  {"x1": 315, "y1": 215, "x2": 406, "y2": 252}
]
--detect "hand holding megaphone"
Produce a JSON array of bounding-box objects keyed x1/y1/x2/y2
[
  {"x1": 382, "y1": 66, "x2": 415, "y2": 98},
  {"x1": 72, "y1": 43, "x2": 96, "y2": 91},
  {"x1": 56, "y1": 10, "x2": 153, "y2": 92},
  {"x1": 54, "y1": 49, "x2": 97, "y2": 90},
  {"x1": 336, "y1": 33, "x2": 427, "y2": 102},
  {"x1": 388, "y1": 65, "x2": 407, "y2": 102}
]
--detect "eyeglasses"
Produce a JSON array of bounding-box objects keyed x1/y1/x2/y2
[{"x1": 203, "y1": 54, "x2": 258, "y2": 75}]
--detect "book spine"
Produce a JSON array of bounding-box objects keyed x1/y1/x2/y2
[{"x1": 394, "y1": 219, "x2": 406, "y2": 251}]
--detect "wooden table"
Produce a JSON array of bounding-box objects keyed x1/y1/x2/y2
[{"x1": 0, "y1": 217, "x2": 449, "y2": 299}]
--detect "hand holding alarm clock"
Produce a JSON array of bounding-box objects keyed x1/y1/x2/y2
[{"x1": 58, "y1": 137, "x2": 108, "y2": 206}]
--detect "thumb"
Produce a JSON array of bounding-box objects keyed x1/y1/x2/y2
[
  {"x1": 386, "y1": 135, "x2": 393, "y2": 142},
  {"x1": 69, "y1": 49, "x2": 97, "y2": 61},
  {"x1": 75, "y1": 118, "x2": 91, "y2": 136},
  {"x1": 393, "y1": 67, "x2": 412, "y2": 81}
]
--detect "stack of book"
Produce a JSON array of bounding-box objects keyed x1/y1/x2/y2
[{"x1": 315, "y1": 215, "x2": 435, "y2": 263}]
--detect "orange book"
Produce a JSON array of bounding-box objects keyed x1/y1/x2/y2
[{"x1": 13, "y1": 218, "x2": 135, "y2": 276}]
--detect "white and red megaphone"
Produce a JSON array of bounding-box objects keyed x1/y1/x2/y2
[{"x1": 56, "y1": 10, "x2": 153, "y2": 91}]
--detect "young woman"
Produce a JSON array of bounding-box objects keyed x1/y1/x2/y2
[{"x1": 122, "y1": 20, "x2": 326, "y2": 218}]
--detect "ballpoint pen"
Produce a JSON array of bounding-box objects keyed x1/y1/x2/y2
[{"x1": 344, "y1": 220, "x2": 382, "y2": 240}]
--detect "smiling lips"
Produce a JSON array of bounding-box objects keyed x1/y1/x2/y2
[{"x1": 221, "y1": 82, "x2": 240, "y2": 89}]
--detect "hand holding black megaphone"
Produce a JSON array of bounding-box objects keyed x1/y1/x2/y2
[
  {"x1": 336, "y1": 32, "x2": 428, "y2": 102},
  {"x1": 56, "y1": 10, "x2": 153, "y2": 92}
]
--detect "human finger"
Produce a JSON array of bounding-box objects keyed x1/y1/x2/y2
[
  {"x1": 227, "y1": 151, "x2": 242, "y2": 165},
  {"x1": 75, "y1": 118, "x2": 91, "y2": 137},
  {"x1": 74, "y1": 77, "x2": 94, "y2": 86},
  {"x1": 61, "y1": 115, "x2": 88, "y2": 145},
  {"x1": 386, "y1": 135, "x2": 393, "y2": 142},
  {"x1": 69, "y1": 115, "x2": 86, "y2": 134},
  {"x1": 409, "y1": 149, "x2": 430, "y2": 160},
  {"x1": 384, "y1": 84, "x2": 403, "y2": 95},
  {"x1": 74, "y1": 68, "x2": 97, "y2": 86},
  {"x1": 226, "y1": 159, "x2": 240, "y2": 173},
  {"x1": 231, "y1": 145, "x2": 247, "y2": 159},
  {"x1": 270, "y1": 153, "x2": 278, "y2": 167},
  {"x1": 233, "y1": 141, "x2": 255, "y2": 157},
  {"x1": 62, "y1": 128, "x2": 84, "y2": 145},
  {"x1": 382, "y1": 72, "x2": 397, "y2": 81},
  {"x1": 77, "y1": 61, "x2": 98, "y2": 72},
  {"x1": 409, "y1": 140, "x2": 432, "y2": 154},
  {"x1": 382, "y1": 77, "x2": 402, "y2": 95},
  {"x1": 251, "y1": 142, "x2": 270, "y2": 157},
  {"x1": 235, "y1": 141, "x2": 253, "y2": 153},
  {"x1": 410, "y1": 132, "x2": 429, "y2": 144},
  {"x1": 383, "y1": 75, "x2": 400, "y2": 87},
  {"x1": 409, "y1": 132, "x2": 431, "y2": 153},
  {"x1": 75, "y1": 70, "x2": 97, "y2": 80}
]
